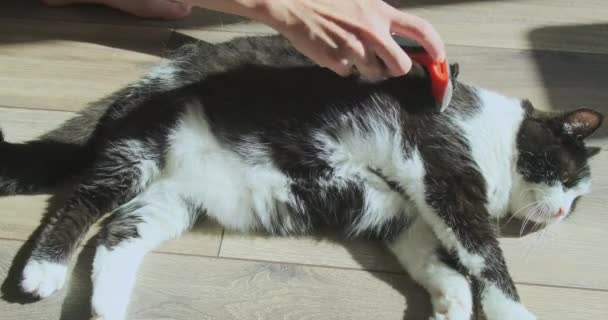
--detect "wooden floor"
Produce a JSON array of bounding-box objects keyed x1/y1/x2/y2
[{"x1": 0, "y1": 1, "x2": 607, "y2": 319}]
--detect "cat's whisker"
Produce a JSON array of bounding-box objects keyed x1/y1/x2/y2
[
  {"x1": 519, "y1": 205, "x2": 538, "y2": 236},
  {"x1": 523, "y1": 204, "x2": 554, "y2": 259},
  {"x1": 520, "y1": 201, "x2": 547, "y2": 237},
  {"x1": 576, "y1": 163, "x2": 590, "y2": 175},
  {"x1": 505, "y1": 201, "x2": 541, "y2": 226}
]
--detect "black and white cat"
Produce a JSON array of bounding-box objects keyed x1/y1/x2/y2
[{"x1": 1, "y1": 35, "x2": 602, "y2": 320}]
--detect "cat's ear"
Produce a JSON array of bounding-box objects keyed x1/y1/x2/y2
[
  {"x1": 449, "y1": 63, "x2": 460, "y2": 82},
  {"x1": 521, "y1": 99, "x2": 534, "y2": 115},
  {"x1": 560, "y1": 108, "x2": 604, "y2": 140},
  {"x1": 586, "y1": 146, "x2": 601, "y2": 158}
]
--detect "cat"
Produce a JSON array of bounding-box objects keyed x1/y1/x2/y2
[{"x1": 0, "y1": 35, "x2": 602, "y2": 320}]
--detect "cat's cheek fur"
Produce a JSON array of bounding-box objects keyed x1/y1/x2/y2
[
  {"x1": 510, "y1": 177, "x2": 592, "y2": 223},
  {"x1": 20, "y1": 259, "x2": 68, "y2": 298}
]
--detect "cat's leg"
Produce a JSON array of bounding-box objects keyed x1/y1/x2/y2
[
  {"x1": 411, "y1": 184, "x2": 535, "y2": 320},
  {"x1": 20, "y1": 140, "x2": 159, "y2": 298},
  {"x1": 90, "y1": 182, "x2": 199, "y2": 320},
  {"x1": 389, "y1": 218, "x2": 473, "y2": 320}
]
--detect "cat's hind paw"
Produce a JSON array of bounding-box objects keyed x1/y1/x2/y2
[{"x1": 20, "y1": 259, "x2": 67, "y2": 298}]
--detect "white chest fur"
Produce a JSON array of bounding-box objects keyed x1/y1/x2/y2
[{"x1": 454, "y1": 89, "x2": 525, "y2": 217}]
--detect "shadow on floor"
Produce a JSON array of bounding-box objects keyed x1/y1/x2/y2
[
  {"x1": 0, "y1": 183, "x2": 541, "y2": 320},
  {"x1": 0, "y1": 0, "x2": 246, "y2": 30},
  {"x1": 0, "y1": 187, "x2": 75, "y2": 305},
  {"x1": 0, "y1": 1, "x2": 250, "y2": 61},
  {"x1": 0, "y1": 0, "x2": 506, "y2": 61},
  {"x1": 527, "y1": 24, "x2": 608, "y2": 140},
  {"x1": 311, "y1": 231, "x2": 434, "y2": 320}
]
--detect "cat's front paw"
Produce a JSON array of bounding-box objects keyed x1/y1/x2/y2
[
  {"x1": 482, "y1": 285, "x2": 536, "y2": 320},
  {"x1": 91, "y1": 303, "x2": 128, "y2": 320},
  {"x1": 428, "y1": 292, "x2": 473, "y2": 320},
  {"x1": 20, "y1": 259, "x2": 67, "y2": 298},
  {"x1": 483, "y1": 299, "x2": 536, "y2": 320}
]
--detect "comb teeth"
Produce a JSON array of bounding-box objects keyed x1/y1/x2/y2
[
  {"x1": 438, "y1": 79, "x2": 454, "y2": 112},
  {"x1": 393, "y1": 35, "x2": 455, "y2": 112},
  {"x1": 393, "y1": 36, "x2": 426, "y2": 53}
]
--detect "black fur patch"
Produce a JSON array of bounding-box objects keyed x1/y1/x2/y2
[
  {"x1": 367, "y1": 166, "x2": 406, "y2": 194},
  {"x1": 97, "y1": 202, "x2": 145, "y2": 249},
  {"x1": 516, "y1": 108, "x2": 593, "y2": 188}
]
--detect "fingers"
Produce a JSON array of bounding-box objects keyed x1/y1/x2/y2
[
  {"x1": 388, "y1": 8, "x2": 446, "y2": 61},
  {"x1": 352, "y1": 51, "x2": 385, "y2": 81},
  {"x1": 373, "y1": 34, "x2": 413, "y2": 77},
  {"x1": 319, "y1": 18, "x2": 387, "y2": 80},
  {"x1": 320, "y1": 17, "x2": 366, "y2": 60},
  {"x1": 281, "y1": 0, "x2": 445, "y2": 79}
]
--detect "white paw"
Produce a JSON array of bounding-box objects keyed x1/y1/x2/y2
[
  {"x1": 20, "y1": 259, "x2": 67, "y2": 298},
  {"x1": 429, "y1": 292, "x2": 473, "y2": 320},
  {"x1": 482, "y1": 286, "x2": 536, "y2": 320},
  {"x1": 91, "y1": 296, "x2": 129, "y2": 320},
  {"x1": 484, "y1": 302, "x2": 536, "y2": 320},
  {"x1": 90, "y1": 245, "x2": 137, "y2": 320}
]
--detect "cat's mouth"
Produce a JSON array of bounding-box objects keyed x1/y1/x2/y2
[
  {"x1": 531, "y1": 207, "x2": 570, "y2": 224},
  {"x1": 511, "y1": 203, "x2": 570, "y2": 226}
]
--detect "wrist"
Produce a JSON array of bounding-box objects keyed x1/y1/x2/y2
[{"x1": 237, "y1": 0, "x2": 277, "y2": 28}]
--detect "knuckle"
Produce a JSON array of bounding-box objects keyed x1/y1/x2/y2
[{"x1": 331, "y1": 60, "x2": 352, "y2": 77}]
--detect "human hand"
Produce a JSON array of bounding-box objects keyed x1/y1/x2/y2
[{"x1": 258, "y1": 0, "x2": 445, "y2": 81}]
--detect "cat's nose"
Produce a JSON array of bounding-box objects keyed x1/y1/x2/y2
[{"x1": 556, "y1": 208, "x2": 566, "y2": 217}]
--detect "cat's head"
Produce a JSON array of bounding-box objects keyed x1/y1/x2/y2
[{"x1": 509, "y1": 101, "x2": 603, "y2": 225}]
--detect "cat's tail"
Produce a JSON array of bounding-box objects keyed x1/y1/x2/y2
[{"x1": 0, "y1": 127, "x2": 94, "y2": 195}]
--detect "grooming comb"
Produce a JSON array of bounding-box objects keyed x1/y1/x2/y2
[{"x1": 393, "y1": 36, "x2": 453, "y2": 112}]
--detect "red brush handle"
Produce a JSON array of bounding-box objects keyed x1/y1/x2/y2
[{"x1": 407, "y1": 52, "x2": 449, "y2": 107}]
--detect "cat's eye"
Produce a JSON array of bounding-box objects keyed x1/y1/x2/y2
[{"x1": 560, "y1": 171, "x2": 577, "y2": 189}]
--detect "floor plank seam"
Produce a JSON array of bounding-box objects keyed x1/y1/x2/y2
[
  {"x1": 1, "y1": 236, "x2": 606, "y2": 292},
  {"x1": 0, "y1": 237, "x2": 26, "y2": 243},
  {"x1": 0, "y1": 104, "x2": 77, "y2": 115},
  {"x1": 0, "y1": 16, "x2": 174, "y2": 32},
  {"x1": 0, "y1": 236, "x2": 221, "y2": 259},
  {"x1": 216, "y1": 228, "x2": 225, "y2": 257},
  {"x1": 513, "y1": 281, "x2": 608, "y2": 293},
  {"x1": 0, "y1": 16, "x2": 270, "y2": 36}
]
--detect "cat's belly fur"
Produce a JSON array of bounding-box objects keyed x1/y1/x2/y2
[{"x1": 156, "y1": 101, "x2": 419, "y2": 236}]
